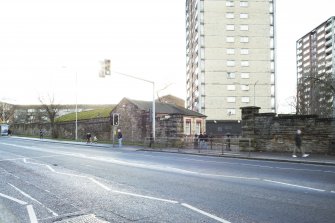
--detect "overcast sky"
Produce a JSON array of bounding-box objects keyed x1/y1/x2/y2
[{"x1": 0, "y1": 0, "x2": 333, "y2": 114}]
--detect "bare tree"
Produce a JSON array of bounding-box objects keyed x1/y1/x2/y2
[
  {"x1": 38, "y1": 94, "x2": 61, "y2": 138},
  {"x1": 297, "y1": 75, "x2": 335, "y2": 117},
  {"x1": 156, "y1": 82, "x2": 173, "y2": 102},
  {"x1": 0, "y1": 102, "x2": 15, "y2": 124},
  {"x1": 285, "y1": 96, "x2": 297, "y2": 114}
]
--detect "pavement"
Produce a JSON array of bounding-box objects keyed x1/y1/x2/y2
[{"x1": 5, "y1": 136, "x2": 335, "y2": 166}]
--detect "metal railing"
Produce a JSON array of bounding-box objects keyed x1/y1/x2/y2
[{"x1": 144, "y1": 136, "x2": 253, "y2": 155}]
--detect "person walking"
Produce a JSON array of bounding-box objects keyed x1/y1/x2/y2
[
  {"x1": 117, "y1": 129, "x2": 123, "y2": 147},
  {"x1": 193, "y1": 133, "x2": 199, "y2": 149},
  {"x1": 293, "y1": 129, "x2": 309, "y2": 158},
  {"x1": 86, "y1": 132, "x2": 92, "y2": 144},
  {"x1": 198, "y1": 132, "x2": 204, "y2": 149},
  {"x1": 203, "y1": 132, "x2": 209, "y2": 149},
  {"x1": 39, "y1": 129, "x2": 44, "y2": 139},
  {"x1": 226, "y1": 134, "x2": 231, "y2": 151}
]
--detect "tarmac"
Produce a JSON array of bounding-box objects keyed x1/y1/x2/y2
[{"x1": 4, "y1": 136, "x2": 335, "y2": 166}]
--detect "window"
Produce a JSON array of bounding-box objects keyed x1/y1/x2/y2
[
  {"x1": 227, "y1": 85, "x2": 236, "y2": 91},
  {"x1": 240, "y1": 37, "x2": 249, "y2": 43},
  {"x1": 226, "y1": 13, "x2": 234, "y2": 19},
  {"x1": 196, "y1": 120, "x2": 201, "y2": 135},
  {"x1": 240, "y1": 25, "x2": 249, "y2": 31},
  {"x1": 240, "y1": 13, "x2": 248, "y2": 19},
  {"x1": 241, "y1": 85, "x2": 249, "y2": 91},
  {"x1": 227, "y1": 97, "x2": 236, "y2": 103},
  {"x1": 240, "y1": 1, "x2": 248, "y2": 7},
  {"x1": 226, "y1": 48, "x2": 235, "y2": 54},
  {"x1": 227, "y1": 72, "x2": 236, "y2": 79},
  {"x1": 241, "y1": 97, "x2": 250, "y2": 103},
  {"x1": 226, "y1": 25, "x2": 235, "y2": 31},
  {"x1": 227, "y1": 109, "x2": 236, "y2": 115},
  {"x1": 185, "y1": 119, "x2": 191, "y2": 135},
  {"x1": 241, "y1": 61, "x2": 249, "y2": 67},
  {"x1": 241, "y1": 72, "x2": 250, "y2": 79},
  {"x1": 240, "y1": 49, "x2": 249, "y2": 55},
  {"x1": 227, "y1": 60, "x2": 235, "y2": 67},
  {"x1": 226, "y1": 0, "x2": 234, "y2": 7},
  {"x1": 226, "y1": 37, "x2": 235, "y2": 43}
]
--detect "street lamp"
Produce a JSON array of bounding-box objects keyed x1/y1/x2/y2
[
  {"x1": 99, "y1": 65, "x2": 156, "y2": 141},
  {"x1": 75, "y1": 72, "x2": 78, "y2": 141}
]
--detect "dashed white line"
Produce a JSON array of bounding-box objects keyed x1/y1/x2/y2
[
  {"x1": 89, "y1": 178, "x2": 111, "y2": 191},
  {"x1": 0, "y1": 192, "x2": 38, "y2": 223},
  {"x1": 0, "y1": 192, "x2": 28, "y2": 205},
  {"x1": 26, "y1": 205, "x2": 38, "y2": 223},
  {"x1": 181, "y1": 203, "x2": 231, "y2": 223},
  {"x1": 263, "y1": 179, "x2": 326, "y2": 192},
  {"x1": 9, "y1": 183, "x2": 58, "y2": 217},
  {"x1": 112, "y1": 190, "x2": 178, "y2": 204}
]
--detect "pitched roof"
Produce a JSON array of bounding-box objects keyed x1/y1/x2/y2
[
  {"x1": 156, "y1": 94, "x2": 185, "y2": 107},
  {"x1": 125, "y1": 98, "x2": 206, "y2": 117}
]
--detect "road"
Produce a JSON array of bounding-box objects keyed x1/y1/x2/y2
[{"x1": 0, "y1": 137, "x2": 335, "y2": 223}]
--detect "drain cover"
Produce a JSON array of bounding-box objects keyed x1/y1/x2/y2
[{"x1": 54, "y1": 214, "x2": 109, "y2": 223}]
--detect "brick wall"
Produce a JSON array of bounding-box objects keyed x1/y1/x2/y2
[{"x1": 241, "y1": 106, "x2": 335, "y2": 153}]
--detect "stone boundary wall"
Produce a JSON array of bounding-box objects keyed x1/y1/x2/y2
[
  {"x1": 12, "y1": 117, "x2": 112, "y2": 141},
  {"x1": 241, "y1": 107, "x2": 335, "y2": 153}
]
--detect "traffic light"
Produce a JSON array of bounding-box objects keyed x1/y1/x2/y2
[
  {"x1": 104, "y1": 59, "x2": 111, "y2": 75},
  {"x1": 112, "y1": 113, "x2": 119, "y2": 126}
]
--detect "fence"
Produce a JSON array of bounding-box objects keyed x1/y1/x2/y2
[{"x1": 144, "y1": 136, "x2": 253, "y2": 155}]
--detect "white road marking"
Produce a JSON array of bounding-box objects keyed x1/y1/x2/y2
[
  {"x1": 263, "y1": 179, "x2": 326, "y2": 192},
  {"x1": 89, "y1": 178, "x2": 111, "y2": 191},
  {"x1": 181, "y1": 203, "x2": 231, "y2": 223},
  {"x1": 112, "y1": 190, "x2": 178, "y2": 204},
  {"x1": 0, "y1": 192, "x2": 28, "y2": 205},
  {"x1": 27, "y1": 205, "x2": 38, "y2": 223},
  {"x1": 9, "y1": 183, "x2": 58, "y2": 217},
  {"x1": 3, "y1": 141, "x2": 334, "y2": 223},
  {"x1": 331, "y1": 191, "x2": 335, "y2": 194},
  {"x1": 0, "y1": 192, "x2": 39, "y2": 223},
  {"x1": 23, "y1": 155, "x2": 227, "y2": 222},
  {"x1": 0, "y1": 154, "x2": 67, "y2": 162},
  {"x1": 5, "y1": 143, "x2": 332, "y2": 195},
  {"x1": 23, "y1": 158, "x2": 109, "y2": 191},
  {"x1": 142, "y1": 151, "x2": 335, "y2": 173}
]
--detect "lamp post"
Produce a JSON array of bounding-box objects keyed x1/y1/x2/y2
[
  {"x1": 100, "y1": 68, "x2": 156, "y2": 141},
  {"x1": 113, "y1": 71, "x2": 156, "y2": 141},
  {"x1": 75, "y1": 72, "x2": 78, "y2": 141}
]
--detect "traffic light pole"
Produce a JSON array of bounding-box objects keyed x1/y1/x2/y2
[{"x1": 112, "y1": 125, "x2": 115, "y2": 147}]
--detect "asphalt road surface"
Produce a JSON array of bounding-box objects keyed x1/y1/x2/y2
[{"x1": 0, "y1": 137, "x2": 335, "y2": 223}]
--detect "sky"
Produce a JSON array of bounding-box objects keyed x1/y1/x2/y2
[{"x1": 0, "y1": 0, "x2": 334, "y2": 114}]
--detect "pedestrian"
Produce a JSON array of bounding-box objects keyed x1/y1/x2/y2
[
  {"x1": 194, "y1": 133, "x2": 199, "y2": 149},
  {"x1": 203, "y1": 132, "x2": 209, "y2": 149},
  {"x1": 226, "y1": 134, "x2": 231, "y2": 151},
  {"x1": 198, "y1": 132, "x2": 204, "y2": 149},
  {"x1": 39, "y1": 129, "x2": 44, "y2": 139},
  {"x1": 86, "y1": 132, "x2": 92, "y2": 143},
  {"x1": 293, "y1": 129, "x2": 309, "y2": 158},
  {"x1": 117, "y1": 129, "x2": 123, "y2": 147}
]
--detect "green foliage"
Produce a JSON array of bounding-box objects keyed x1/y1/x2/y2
[{"x1": 56, "y1": 107, "x2": 114, "y2": 122}]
